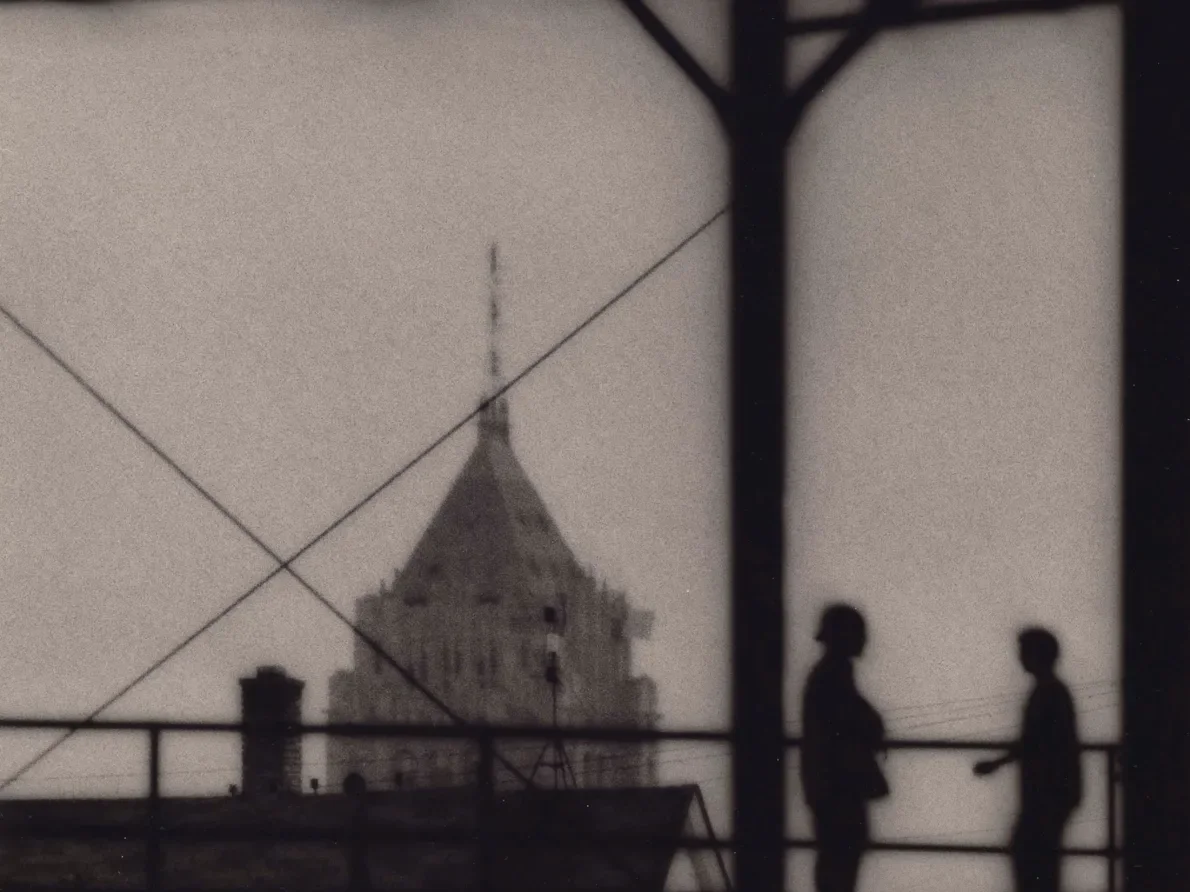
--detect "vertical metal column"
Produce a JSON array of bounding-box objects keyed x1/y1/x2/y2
[
  {"x1": 729, "y1": 4, "x2": 788, "y2": 892},
  {"x1": 1122, "y1": 2, "x2": 1190, "y2": 890},
  {"x1": 1108, "y1": 748, "x2": 1118, "y2": 892},
  {"x1": 477, "y1": 733, "x2": 495, "y2": 892},
  {"x1": 147, "y1": 727, "x2": 162, "y2": 892}
]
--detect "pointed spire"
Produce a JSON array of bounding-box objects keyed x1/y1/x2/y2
[
  {"x1": 488, "y1": 244, "x2": 502, "y2": 388},
  {"x1": 479, "y1": 242, "x2": 511, "y2": 443}
]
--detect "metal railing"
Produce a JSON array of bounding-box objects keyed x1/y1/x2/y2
[
  {"x1": 786, "y1": 738, "x2": 1120, "y2": 892},
  {"x1": 0, "y1": 716, "x2": 1120, "y2": 892}
]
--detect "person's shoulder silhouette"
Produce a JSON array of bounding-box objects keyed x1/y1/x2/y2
[
  {"x1": 805, "y1": 608, "x2": 860, "y2": 728},
  {"x1": 802, "y1": 604, "x2": 887, "y2": 804},
  {"x1": 1016, "y1": 628, "x2": 1083, "y2": 812}
]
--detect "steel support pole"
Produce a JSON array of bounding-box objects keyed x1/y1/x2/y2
[
  {"x1": 1108, "y1": 749, "x2": 1118, "y2": 892},
  {"x1": 477, "y1": 732, "x2": 495, "y2": 892},
  {"x1": 1122, "y1": 2, "x2": 1190, "y2": 890},
  {"x1": 147, "y1": 728, "x2": 162, "y2": 892},
  {"x1": 729, "y1": 4, "x2": 788, "y2": 892}
]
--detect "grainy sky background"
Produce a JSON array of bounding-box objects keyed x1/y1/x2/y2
[{"x1": 0, "y1": 1, "x2": 1118, "y2": 889}]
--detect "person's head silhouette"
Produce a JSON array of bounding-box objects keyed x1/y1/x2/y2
[
  {"x1": 1017, "y1": 626, "x2": 1060, "y2": 678},
  {"x1": 815, "y1": 604, "x2": 867, "y2": 658}
]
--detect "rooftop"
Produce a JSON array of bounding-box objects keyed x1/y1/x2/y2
[{"x1": 0, "y1": 784, "x2": 705, "y2": 891}]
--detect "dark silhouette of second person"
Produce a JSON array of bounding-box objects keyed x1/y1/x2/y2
[
  {"x1": 973, "y1": 627, "x2": 1082, "y2": 892},
  {"x1": 801, "y1": 604, "x2": 889, "y2": 892}
]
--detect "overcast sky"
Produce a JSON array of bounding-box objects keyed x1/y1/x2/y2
[{"x1": 0, "y1": 1, "x2": 1118, "y2": 889}]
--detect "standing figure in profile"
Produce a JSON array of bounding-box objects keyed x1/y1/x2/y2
[
  {"x1": 973, "y1": 627, "x2": 1082, "y2": 892},
  {"x1": 801, "y1": 604, "x2": 889, "y2": 892}
]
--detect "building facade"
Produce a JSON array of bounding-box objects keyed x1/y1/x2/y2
[{"x1": 326, "y1": 251, "x2": 658, "y2": 792}]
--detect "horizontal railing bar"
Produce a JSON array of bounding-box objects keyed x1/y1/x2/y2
[
  {"x1": 0, "y1": 888, "x2": 605, "y2": 892},
  {"x1": 0, "y1": 822, "x2": 1119, "y2": 857},
  {"x1": 0, "y1": 824, "x2": 724, "y2": 848},
  {"x1": 0, "y1": 889, "x2": 531, "y2": 892},
  {"x1": 0, "y1": 824, "x2": 714, "y2": 846},
  {"x1": 0, "y1": 717, "x2": 730, "y2": 741},
  {"x1": 3, "y1": 828, "x2": 722, "y2": 848},
  {"x1": 794, "y1": 839, "x2": 1118, "y2": 857},
  {"x1": 0, "y1": 716, "x2": 1121, "y2": 753},
  {"x1": 873, "y1": 738, "x2": 1119, "y2": 752},
  {"x1": 785, "y1": 0, "x2": 1119, "y2": 36},
  {"x1": 0, "y1": 889, "x2": 984, "y2": 892},
  {"x1": 0, "y1": 888, "x2": 658, "y2": 892}
]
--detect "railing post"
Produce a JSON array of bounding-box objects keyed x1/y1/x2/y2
[
  {"x1": 477, "y1": 731, "x2": 495, "y2": 892},
  {"x1": 1108, "y1": 747, "x2": 1118, "y2": 892},
  {"x1": 147, "y1": 727, "x2": 162, "y2": 892}
]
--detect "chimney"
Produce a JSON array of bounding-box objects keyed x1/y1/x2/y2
[{"x1": 239, "y1": 665, "x2": 304, "y2": 797}]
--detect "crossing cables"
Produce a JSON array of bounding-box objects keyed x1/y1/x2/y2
[{"x1": 0, "y1": 204, "x2": 728, "y2": 792}]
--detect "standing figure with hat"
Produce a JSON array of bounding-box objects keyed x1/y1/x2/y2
[{"x1": 801, "y1": 604, "x2": 889, "y2": 892}]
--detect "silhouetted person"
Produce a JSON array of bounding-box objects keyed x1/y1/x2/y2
[
  {"x1": 801, "y1": 604, "x2": 888, "y2": 892},
  {"x1": 973, "y1": 627, "x2": 1082, "y2": 892}
]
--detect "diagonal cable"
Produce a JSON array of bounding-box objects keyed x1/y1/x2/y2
[
  {"x1": 0, "y1": 563, "x2": 286, "y2": 793},
  {"x1": 0, "y1": 305, "x2": 485, "y2": 788},
  {"x1": 0, "y1": 307, "x2": 292, "y2": 562},
  {"x1": 283, "y1": 205, "x2": 728, "y2": 566},
  {"x1": 0, "y1": 204, "x2": 728, "y2": 791}
]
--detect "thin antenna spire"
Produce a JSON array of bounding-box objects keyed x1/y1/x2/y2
[
  {"x1": 480, "y1": 242, "x2": 510, "y2": 442},
  {"x1": 489, "y1": 243, "x2": 502, "y2": 389}
]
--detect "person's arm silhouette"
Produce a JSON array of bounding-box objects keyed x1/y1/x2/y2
[{"x1": 973, "y1": 748, "x2": 1018, "y2": 776}]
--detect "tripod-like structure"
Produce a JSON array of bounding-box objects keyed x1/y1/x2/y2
[
  {"x1": 527, "y1": 606, "x2": 579, "y2": 789},
  {"x1": 527, "y1": 648, "x2": 579, "y2": 790}
]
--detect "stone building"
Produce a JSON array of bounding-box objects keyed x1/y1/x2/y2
[{"x1": 326, "y1": 249, "x2": 658, "y2": 792}]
